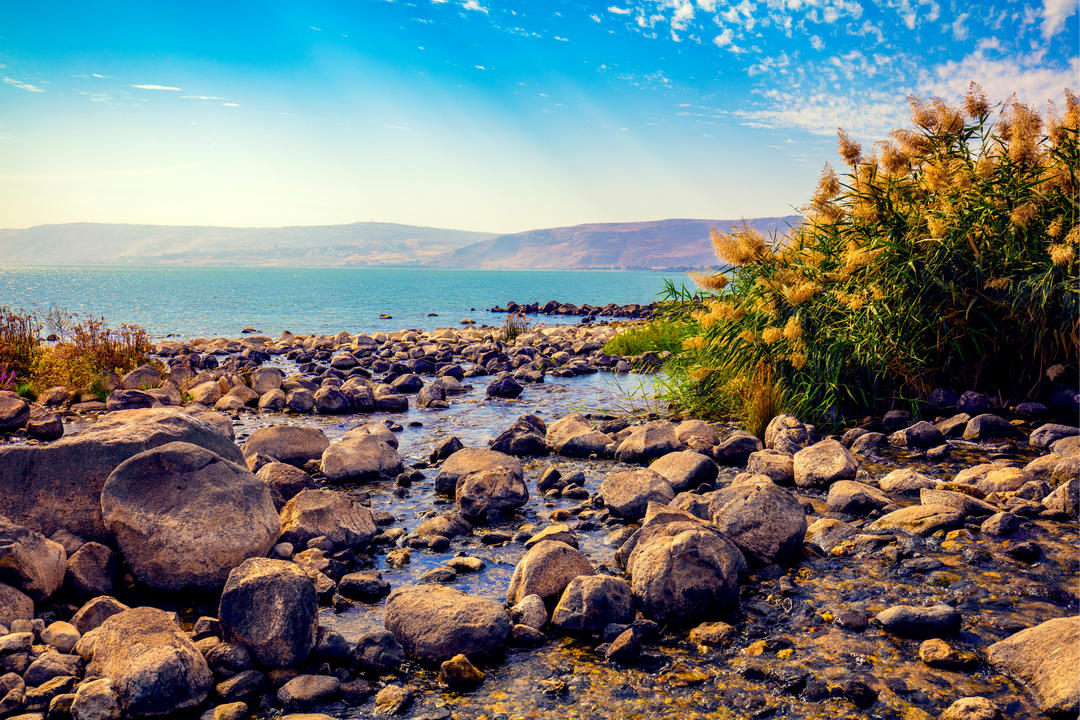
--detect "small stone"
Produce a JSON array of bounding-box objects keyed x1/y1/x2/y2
[
  {"x1": 940, "y1": 696, "x2": 999, "y2": 720},
  {"x1": 373, "y1": 685, "x2": 412, "y2": 716},
  {"x1": 438, "y1": 653, "x2": 485, "y2": 688},
  {"x1": 918, "y1": 638, "x2": 977, "y2": 669},
  {"x1": 687, "y1": 621, "x2": 737, "y2": 646}
]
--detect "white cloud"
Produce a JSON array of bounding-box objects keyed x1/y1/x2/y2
[
  {"x1": 671, "y1": 0, "x2": 695, "y2": 30},
  {"x1": 132, "y1": 84, "x2": 182, "y2": 91},
  {"x1": 919, "y1": 50, "x2": 1080, "y2": 110},
  {"x1": 222, "y1": 102, "x2": 239, "y2": 107},
  {"x1": 309, "y1": 26, "x2": 322, "y2": 31},
  {"x1": 554, "y1": 35, "x2": 569, "y2": 41},
  {"x1": 713, "y1": 28, "x2": 734, "y2": 46},
  {"x1": 590, "y1": 13, "x2": 602, "y2": 21},
  {"x1": 474, "y1": 64, "x2": 486, "y2": 70},
  {"x1": 181, "y1": 95, "x2": 224, "y2": 101},
  {"x1": 809, "y1": 34, "x2": 823, "y2": 49},
  {"x1": 2, "y1": 77, "x2": 44, "y2": 92},
  {"x1": 950, "y1": 12, "x2": 969, "y2": 40},
  {"x1": 462, "y1": 0, "x2": 488, "y2": 13},
  {"x1": 697, "y1": 0, "x2": 718, "y2": 10},
  {"x1": 608, "y1": 5, "x2": 632, "y2": 15},
  {"x1": 1042, "y1": 0, "x2": 1078, "y2": 38}
]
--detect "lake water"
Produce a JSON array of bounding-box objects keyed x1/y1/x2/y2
[{"x1": 0, "y1": 266, "x2": 686, "y2": 339}]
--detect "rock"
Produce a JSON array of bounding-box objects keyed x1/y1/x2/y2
[
  {"x1": 764, "y1": 414, "x2": 812, "y2": 454},
  {"x1": 826, "y1": 480, "x2": 892, "y2": 515},
  {"x1": 119, "y1": 365, "x2": 160, "y2": 390},
  {"x1": 940, "y1": 696, "x2": 999, "y2": 720},
  {"x1": 918, "y1": 638, "x2": 976, "y2": 669},
  {"x1": 429, "y1": 436, "x2": 463, "y2": 464},
  {"x1": 550, "y1": 575, "x2": 633, "y2": 632},
  {"x1": 804, "y1": 518, "x2": 856, "y2": 552},
  {"x1": 709, "y1": 480, "x2": 806, "y2": 565},
  {"x1": 277, "y1": 675, "x2": 340, "y2": 710},
  {"x1": 416, "y1": 384, "x2": 448, "y2": 410},
  {"x1": 320, "y1": 435, "x2": 402, "y2": 482},
  {"x1": 506, "y1": 540, "x2": 594, "y2": 604},
  {"x1": 0, "y1": 584, "x2": 33, "y2": 627},
  {"x1": 438, "y1": 654, "x2": 485, "y2": 687},
  {"x1": 878, "y1": 469, "x2": 938, "y2": 494},
  {"x1": 1029, "y1": 423, "x2": 1079, "y2": 448},
  {"x1": 338, "y1": 572, "x2": 390, "y2": 602},
  {"x1": 675, "y1": 420, "x2": 721, "y2": 447},
  {"x1": 489, "y1": 415, "x2": 547, "y2": 456},
  {"x1": 41, "y1": 622, "x2": 80, "y2": 653},
  {"x1": 956, "y1": 391, "x2": 991, "y2": 414},
  {"x1": 745, "y1": 449, "x2": 795, "y2": 485},
  {"x1": 1043, "y1": 475, "x2": 1079, "y2": 518},
  {"x1": 285, "y1": 389, "x2": 315, "y2": 413},
  {"x1": 0, "y1": 517, "x2": 67, "y2": 600},
  {"x1": 384, "y1": 584, "x2": 510, "y2": 663},
  {"x1": 509, "y1": 595, "x2": 547, "y2": 630},
  {"x1": 23, "y1": 651, "x2": 83, "y2": 685},
  {"x1": 486, "y1": 375, "x2": 523, "y2": 398},
  {"x1": 65, "y1": 542, "x2": 116, "y2": 597},
  {"x1": 688, "y1": 621, "x2": 737, "y2": 646},
  {"x1": 511, "y1": 624, "x2": 546, "y2": 647},
  {"x1": 26, "y1": 413, "x2": 64, "y2": 441},
  {"x1": 0, "y1": 396, "x2": 30, "y2": 432},
  {"x1": 313, "y1": 386, "x2": 349, "y2": 414},
  {"x1": 874, "y1": 604, "x2": 961, "y2": 638},
  {"x1": 919, "y1": 488, "x2": 997, "y2": 517},
  {"x1": 981, "y1": 511, "x2": 1022, "y2": 536},
  {"x1": 101, "y1": 442, "x2": 278, "y2": 591},
  {"x1": 614, "y1": 421, "x2": 681, "y2": 464},
  {"x1": 105, "y1": 389, "x2": 156, "y2": 412},
  {"x1": 711, "y1": 431, "x2": 763, "y2": 466},
  {"x1": 71, "y1": 678, "x2": 121, "y2": 720},
  {"x1": 605, "y1": 628, "x2": 640, "y2": 663},
  {"x1": 257, "y1": 389, "x2": 286, "y2": 411},
  {"x1": 250, "y1": 367, "x2": 283, "y2": 395},
  {"x1": 455, "y1": 467, "x2": 529, "y2": 520},
  {"x1": 80, "y1": 607, "x2": 211, "y2": 716},
  {"x1": 891, "y1": 421, "x2": 945, "y2": 448},
  {"x1": 256, "y1": 462, "x2": 315, "y2": 508},
  {"x1": 0, "y1": 408, "x2": 242, "y2": 542},
  {"x1": 412, "y1": 513, "x2": 471, "y2": 540},
  {"x1": 627, "y1": 513, "x2": 744, "y2": 624},
  {"x1": 434, "y1": 448, "x2": 523, "y2": 495},
  {"x1": 850, "y1": 431, "x2": 887, "y2": 455},
  {"x1": 240, "y1": 425, "x2": 329, "y2": 466},
  {"x1": 279, "y1": 489, "x2": 377, "y2": 549},
  {"x1": 986, "y1": 616, "x2": 1079, "y2": 718},
  {"x1": 600, "y1": 469, "x2": 674, "y2": 519},
  {"x1": 962, "y1": 414, "x2": 1018, "y2": 442},
  {"x1": 793, "y1": 439, "x2": 858, "y2": 489},
  {"x1": 867, "y1": 504, "x2": 964, "y2": 536},
  {"x1": 352, "y1": 630, "x2": 405, "y2": 672},
  {"x1": 218, "y1": 558, "x2": 317, "y2": 668},
  {"x1": 70, "y1": 597, "x2": 129, "y2": 635},
  {"x1": 649, "y1": 451, "x2": 718, "y2": 492},
  {"x1": 545, "y1": 414, "x2": 613, "y2": 457},
  {"x1": 373, "y1": 684, "x2": 411, "y2": 716}
]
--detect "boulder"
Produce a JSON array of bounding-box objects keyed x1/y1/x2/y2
[
  {"x1": 71, "y1": 677, "x2": 121, "y2": 720},
  {"x1": 314, "y1": 387, "x2": 350, "y2": 414},
  {"x1": 65, "y1": 541, "x2": 116, "y2": 597},
  {"x1": 919, "y1": 488, "x2": 997, "y2": 517},
  {"x1": 0, "y1": 517, "x2": 67, "y2": 600},
  {"x1": 708, "y1": 480, "x2": 806, "y2": 565},
  {"x1": 486, "y1": 375, "x2": 523, "y2": 398},
  {"x1": 434, "y1": 448, "x2": 522, "y2": 495},
  {"x1": 120, "y1": 365, "x2": 161, "y2": 390},
  {"x1": 614, "y1": 421, "x2": 681, "y2": 463},
  {"x1": 384, "y1": 584, "x2": 510, "y2": 663},
  {"x1": 250, "y1": 367, "x2": 283, "y2": 395},
  {"x1": 545, "y1": 414, "x2": 613, "y2": 457},
  {"x1": 1029, "y1": 423, "x2": 1079, "y2": 449},
  {"x1": 867, "y1": 504, "x2": 964, "y2": 536},
  {"x1": 962, "y1": 414, "x2": 1019, "y2": 442},
  {"x1": 0, "y1": 583, "x2": 33, "y2": 627},
  {"x1": 70, "y1": 596, "x2": 130, "y2": 635},
  {"x1": 1043, "y1": 475, "x2": 1079, "y2": 518},
  {"x1": 674, "y1": 419, "x2": 721, "y2": 447},
  {"x1": 352, "y1": 630, "x2": 405, "y2": 672},
  {"x1": 600, "y1": 469, "x2": 675, "y2": 519},
  {"x1": 489, "y1": 415, "x2": 547, "y2": 456},
  {"x1": 506, "y1": 540, "x2": 594, "y2": 604},
  {"x1": 0, "y1": 396, "x2": 30, "y2": 432},
  {"x1": 0, "y1": 408, "x2": 242, "y2": 542},
  {"x1": 804, "y1": 518, "x2": 856, "y2": 552},
  {"x1": 455, "y1": 468, "x2": 529, "y2": 520},
  {"x1": 279, "y1": 489, "x2": 377, "y2": 549},
  {"x1": 257, "y1": 389, "x2": 286, "y2": 411},
  {"x1": 764, "y1": 414, "x2": 812, "y2": 454},
  {"x1": 649, "y1": 451, "x2": 718, "y2": 492},
  {"x1": 875, "y1": 604, "x2": 961, "y2": 638},
  {"x1": 285, "y1": 389, "x2": 315, "y2": 413},
  {"x1": 550, "y1": 575, "x2": 633, "y2": 632},
  {"x1": 79, "y1": 607, "x2": 212, "y2": 716},
  {"x1": 218, "y1": 558, "x2": 318, "y2": 668},
  {"x1": 416, "y1": 384, "x2": 448, "y2": 410},
  {"x1": 240, "y1": 425, "x2": 329, "y2": 467},
  {"x1": 745, "y1": 449, "x2": 795, "y2": 485},
  {"x1": 106, "y1": 389, "x2": 155, "y2": 412},
  {"x1": 26, "y1": 412, "x2": 64, "y2": 441},
  {"x1": 711, "y1": 431, "x2": 763, "y2": 466},
  {"x1": 793, "y1": 439, "x2": 858, "y2": 489},
  {"x1": 826, "y1": 480, "x2": 892, "y2": 515},
  {"x1": 890, "y1": 421, "x2": 945, "y2": 448},
  {"x1": 320, "y1": 436, "x2": 403, "y2": 483},
  {"x1": 277, "y1": 675, "x2": 340, "y2": 710},
  {"x1": 101, "y1": 442, "x2": 279, "y2": 591},
  {"x1": 877, "y1": 468, "x2": 937, "y2": 494},
  {"x1": 256, "y1": 462, "x2": 315, "y2": 508},
  {"x1": 986, "y1": 616, "x2": 1079, "y2": 718},
  {"x1": 940, "y1": 697, "x2": 999, "y2": 720}
]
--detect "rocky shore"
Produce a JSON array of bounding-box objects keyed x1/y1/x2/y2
[
  {"x1": 0, "y1": 321, "x2": 1076, "y2": 720},
  {"x1": 488, "y1": 300, "x2": 657, "y2": 319}
]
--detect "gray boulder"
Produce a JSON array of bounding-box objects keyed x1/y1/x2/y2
[
  {"x1": 875, "y1": 604, "x2": 961, "y2": 637},
  {"x1": 764, "y1": 414, "x2": 812, "y2": 454},
  {"x1": 867, "y1": 504, "x2": 964, "y2": 535},
  {"x1": 545, "y1": 414, "x2": 613, "y2": 457},
  {"x1": 986, "y1": 616, "x2": 1079, "y2": 718},
  {"x1": 434, "y1": 448, "x2": 522, "y2": 495},
  {"x1": 712, "y1": 430, "x2": 763, "y2": 465},
  {"x1": 506, "y1": 540, "x2": 594, "y2": 604},
  {"x1": 0, "y1": 517, "x2": 67, "y2": 600},
  {"x1": 600, "y1": 469, "x2": 675, "y2": 519},
  {"x1": 455, "y1": 468, "x2": 529, "y2": 520},
  {"x1": 279, "y1": 489, "x2": 377, "y2": 549},
  {"x1": 550, "y1": 575, "x2": 633, "y2": 632},
  {"x1": 0, "y1": 396, "x2": 30, "y2": 432},
  {"x1": 240, "y1": 425, "x2": 329, "y2": 466},
  {"x1": 793, "y1": 439, "x2": 858, "y2": 488},
  {"x1": 745, "y1": 449, "x2": 795, "y2": 485},
  {"x1": 962, "y1": 414, "x2": 1019, "y2": 442},
  {"x1": 709, "y1": 480, "x2": 806, "y2": 565},
  {"x1": 320, "y1": 435, "x2": 403, "y2": 483},
  {"x1": 614, "y1": 421, "x2": 681, "y2": 464},
  {"x1": 649, "y1": 451, "x2": 718, "y2": 492},
  {"x1": 101, "y1": 442, "x2": 279, "y2": 591},
  {"x1": 1030, "y1": 423, "x2": 1080, "y2": 449},
  {"x1": 384, "y1": 584, "x2": 510, "y2": 663},
  {"x1": 826, "y1": 480, "x2": 892, "y2": 515}
]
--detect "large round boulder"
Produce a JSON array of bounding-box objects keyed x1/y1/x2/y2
[
  {"x1": 649, "y1": 451, "x2": 718, "y2": 492},
  {"x1": 614, "y1": 421, "x2": 681, "y2": 464},
  {"x1": 384, "y1": 584, "x2": 510, "y2": 663},
  {"x1": 708, "y1": 479, "x2": 807, "y2": 565},
  {"x1": 434, "y1": 448, "x2": 523, "y2": 495},
  {"x1": 550, "y1": 575, "x2": 634, "y2": 632},
  {"x1": 78, "y1": 606, "x2": 212, "y2": 717},
  {"x1": 0, "y1": 516, "x2": 67, "y2": 600},
  {"x1": 279, "y1": 489, "x2": 377, "y2": 549},
  {"x1": 545, "y1": 414, "x2": 614, "y2": 457},
  {"x1": 101, "y1": 442, "x2": 279, "y2": 591},
  {"x1": 219, "y1": 558, "x2": 318, "y2": 668},
  {"x1": 600, "y1": 469, "x2": 675, "y2": 519},
  {"x1": 455, "y1": 468, "x2": 529, "y2": 520},
  {"x1": 321, "y1": 435, "x2": 403, "y2": 483},
  {"x1": 764, "y1": 414, "x2": 812, "y2": 454},
  {"x1": 240, "y1": 425, "x2": 329, "y2": 467},
  {"x1": 506, "y1": 540, "x2": 594, "y2": 604},
  {"x1": 986, "y1": 616, "x2": 1079, "y2": 718},
  {"x1": 793, "y1": 439, "x2": 858, "y2": 488},
  {"x1": 0, "y1": 396, "x2": 30, "y2": 432}
]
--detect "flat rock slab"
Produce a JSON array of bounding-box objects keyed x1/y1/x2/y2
[
  {"x1": 986, "y1": 616, "x2": 1079, "y2": 718},
  {"x1": 384, "y1": 584, "x2": 509, "y2": 663}
]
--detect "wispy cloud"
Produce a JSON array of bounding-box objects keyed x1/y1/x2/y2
[
  {"x1": 181, "y1": 95, "x2": 224, "y2": 101},
  {"x1": 462, "y1": 0, "x2": 487, "y2": 13},
  {"x1": 3, "y1": 77, "x2": 44, "y2": 93},
  {"x1": 132, "y1": 84, "x2": 182, "y2": 91},
  {"x1": 608, "y1": 6, "x2": 631, "y2": 15},
  {"x1": 1042, "y1": 0, "x2": 1078, "y2": 38}
]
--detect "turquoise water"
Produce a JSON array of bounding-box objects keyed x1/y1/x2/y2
[{"x1": 0, "y1": 266, "x2": 685, "y2": 338}]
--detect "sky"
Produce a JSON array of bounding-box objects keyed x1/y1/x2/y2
[{"x1": 0, "y1": 1, "x2": 1077, "y2": 233}]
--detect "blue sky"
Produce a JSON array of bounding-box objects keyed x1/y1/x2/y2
[{"x1": 0, "y1": 0, "x2": 1076, "y2": 232}]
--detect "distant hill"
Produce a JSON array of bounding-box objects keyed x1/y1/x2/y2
[
  {"x1": 428, "y1": 217, "x2": 802, "y2": 270},
  {"x1": 0, "y1": 216, "x2": 802, "y2": 270},
  {"x1": 0, "y1": 222, "x2": 496, "y2": 267}
]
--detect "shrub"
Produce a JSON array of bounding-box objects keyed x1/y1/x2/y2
[
  {"x1": 668, "y1": 85, "x2": 1079, "y2": 428},
  {"x1": 499, "y1": 312, "x2": 531, "y2": 343}
]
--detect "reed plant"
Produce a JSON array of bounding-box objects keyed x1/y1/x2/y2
[{"x1": 667, "y1": 86, "x2": 1079, "y2": 428}]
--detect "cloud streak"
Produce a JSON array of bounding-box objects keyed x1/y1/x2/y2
[
  {"x1": 3, "y1": 77, "x2": 44, "y2": 92},
  {"x1": 132, "y1": 84, "x2": 182, "y2": 91}
]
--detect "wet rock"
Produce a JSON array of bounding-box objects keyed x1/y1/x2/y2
[
  {"x1": 279, "y1": 489, "x2": 377, "y2": 549},
  {"x1": 101, "y1": 442, "x2": 278, "y2": 591},
  {"x1": 793, "y1": 440, "x2": 858, "y2": 489},
  {"x1": 79, "y1": 607, "x2": 212, "y2": 716},
  {"x1": 40, "y1": 622, "x2": 80, "y2": 654},
  {"x1": 940, "y1": 696, "x2": 999, "y2": 720},
  {"x1": 240, "y1": 425, "x2": 329, "y2": 467},
  {"x1": 962, "y1": 414, "x2": 1018, "y2": 442},
  {"x1": 867, "y1": 504, "x2": 964, "y2": 536},
  {"x1": 338, "y1": 572, "x2": 391, "y2": 601},
  {"x1": 0, "y1": 396, "x2": 30, "y2": 432},
  {"x1": 674, "y1": 420, "x2": 721, "y2": 448},
  {"x1": 649, "y1": 451, "x2": 718, "y2": 492},
  {"x1": 605, "y1": 628, "x2": 640, "y2": 664},
  {"x1": 890, "y1": 421, "x2": 945, "y2": 448},
  {"x1": 510, "y1": 624, "x2": 546, "y2": 647},
  {"x1": 24, "y1": 650, "x2": 82, "y2": 686},
  {"x1": 804, "y1": 518, "x2": 855, "y2": 553},
  {"x1": 850, "y1": 432, "x2": 887, "y2": 455},
  {"x1": 434, "y1": 448, "x2": 523, "y2": 495},
  {"x1": 711, "y1": 431, "x2": 763, "y2": 466},
  {"x1": 687, "y1": 621, "x2": 737, "y2": 646},
  {"x1": 980, "y1": 511, "x2": 1022, "y2": 536},
  {"x1": 438, "y1": 654, "x2": 485, "y2": 688},
  {"x1": 0, "y1": 517, "x2": 67, "y2": 600},
  {"x1": 919, "y1": 488, "x2": 997, "y2": 517},
  {"x1": 614, "y1": 421, "x2": 681, "y2": 464},
  {"x1": 384, "y1": 584, "x2": 510, "y2": 663},
  {"x1": 1029, "y1": 423, "x2": 1080, "y2": 448},
  {"x1": 257, "y1": 389, "x2": 286, "y2": 411},
  {"x1": 0, "y1": 584, "x2": 33, "y2": 627},
  {"x1": 550, "y1": 575, "x2": 634, "y2": 632},
  {"x1": 106, "y1": 389, "x2": 156, "y2": 412},
  {"x1": 764, "y1": 414, "x2": 812, "y2": 454},
  {"x1": 1043, "y1": 474, "x2": 1079, "y2": 518},
  {"x1": 826, "y1": 480, "x2": 891, "y2": 515},
  {"x1": 285, "y1": 389, "x2": 315, "y2": 413},
  {"x1": 70, "y1": 597, "x2": 129, "y2": 635},
  {"x1": 874, "y1": 604, "x2": 961, "y2": 638},
  {"x1": 71, "y1": 677, "x2": 120, "y2": 720},
  {"x1": 218, "y1": 558, "x2": 317, "y2": 668},
  {"x1": 877, "y1": 468, "x2": 938, "y2": 494},
  {"x1": 0, "y1": 408, "x2": 242, "y2": 542},
  {"x1": 429, "y1": 436, "x2": 463, "y2": 464},
  {"x1": 709, "y1": 480, "x2": 806, "y2": 565},
  {"x1": 745, "y1": 449, "x2": 795, "y2": 485},
  {"x1": 64, "y1": 541, "x2": 115, "y2": 597},
  {"x1": 413, "y1": 513, "x2": 471, "y2": 540},
  {"x1": 486, "y1": 375, "x2": 523, "y2": 398},
  {"x1": 546, "y1": 414, "x2": 614, "y2": 457},
  {"x1": 320, "y1": 434, "x2": 403, "y2": 483},
  {"x1": 250, "y1": 367, "x2": 283, "y2": 395},
  {"x1": 489, "y1": 415, "x2": 547, "y2": 456},
  {"x1": 986, "y1": 616, "x2": 1078, "y2": 718},
  {"x1": 524, "y1": 524, "x2": 577, "y2": 549},
  {"x1": 506, "y1": 540, "x2": 594, "y2": 604},
  {"x1": 455, "y1": 467, "x2": 529, "y2": 521},
  {"x1": 956, "y1": 391, "x2": 991, "y2": 414},
  {"x1": 918, "y1": 638, "x2": 977, "y2": 669},
  {"x1": 509, "y1": 595, "x2": 547, "y2": 630},
  {"x1": 26, "y1": 413, "x2": 64, "y2": 441},
  {"x1": 277, "y1": 675, "x2": 340, "y2": 709},
  {"x1": 373, "y1": 684, "x2": 412, "y2": 716},
  {"x1": 600, "y1": 469, "x2": 675, "y2": 519},
  {"x1": 256, "y1": 462, "x2": 315, "y2": 508}
]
